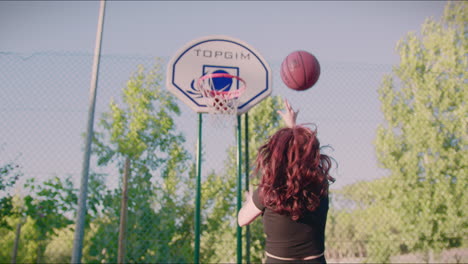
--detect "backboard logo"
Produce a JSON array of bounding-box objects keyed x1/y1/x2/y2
[
  {"x1": 187, "y1": 66, "x2": 240, "y2": 99},
  {"x1": 193, "y1": 49, "x2": 251, "y2": 60}
]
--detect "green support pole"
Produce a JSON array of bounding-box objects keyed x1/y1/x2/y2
[
  {"x1": 236, "y1": 115, "x2": 243, "y2": 264},
  {"x1": 244, "y1": 113, "x2": 251, "y2": 264},
  {"x1": 194, "y1": 113, "x2": 203, "y2": 264}
]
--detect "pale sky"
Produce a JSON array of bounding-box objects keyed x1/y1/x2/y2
[
  {"x1": 0, "y1": 1, "x2": 445, "y2": 62},
  {"x1": 0, "y1": 1, "x2": 447, "y2": 189}
]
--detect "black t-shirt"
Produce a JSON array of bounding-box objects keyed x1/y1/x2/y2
[{"x1": 252, "y1": 188, "x2": 329, "y2": 259}]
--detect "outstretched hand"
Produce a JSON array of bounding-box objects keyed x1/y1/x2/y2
[{"x1": 277, "y1": 98, "x2": 299, "y2": 128}]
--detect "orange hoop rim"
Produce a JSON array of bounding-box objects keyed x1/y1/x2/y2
[{"x1": 196, "y1": 73, "x2": 246, "y2": 98}]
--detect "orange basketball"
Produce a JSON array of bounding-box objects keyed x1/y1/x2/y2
[{"x1": 280, "y1": 51, "x2": 320, "y2": 91}]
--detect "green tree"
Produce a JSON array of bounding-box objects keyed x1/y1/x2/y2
[
  {"x1": 327, "y1": 178, "x2": 402, "y2": 262},
  {"x1": 0, "y1": 155, "x2": 22, "y2": 229},
  {"x1": 374, "y1": 1, "x2": 467, "y2": 261},
  {"x1": 22, "y1": 176, "x2": 78, "y2": 263},
  {"x1": 43, "y1": 224, "x2": 75, "y2": 263},
  {"x1": 0, "y1": 215, "x2": 39, "y2": 263},
  {"x1": 87, "y1": 60, "x2": 192, "y2": 263},
  {"x1": 0, "y1": 172, "x2": 104, "y2": 263}
]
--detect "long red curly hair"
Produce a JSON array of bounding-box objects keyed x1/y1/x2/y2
[{"x1": 255, "y1": 125, "x2": 335, "y2": 221}]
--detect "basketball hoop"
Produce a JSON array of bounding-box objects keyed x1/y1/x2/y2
[
  {"x1": 196, "y1": 72, "x2": 244, "y2": 115},
  {"x1": 196, "y1": 72, "x2": 246, "y2": 127}
]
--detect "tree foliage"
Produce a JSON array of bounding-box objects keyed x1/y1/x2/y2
[
  {"x1": 0, "y1": 175, "x2": 78, "y2": 263},
  {"x1": 93, "y1": 60, "x2": 183, "y2": 165},
  {"x1": 86, "y1": 60, "x2": 193, "y2": 263},
  {"x1": 373, "y1": 0, "x2": 467, "y2": 260},
  {"x1": 323, "y1": 2, "x2": 467, "y2": 263},
  {"x1": 0, "y1": 154, "x2": 23, "y2": 229},
  {"x1": 0, "y1": 170, "x2": 100, "y2": 263}
]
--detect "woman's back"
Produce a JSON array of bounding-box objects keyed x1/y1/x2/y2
[
  {"x1": 253, "y1": 189, "x2": 329, "y2": 259},
  {"x1": 238, "y1": 99, "x2": 334, "y2": 263}
]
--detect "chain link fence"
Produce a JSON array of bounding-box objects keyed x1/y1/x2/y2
[{"x1": 0, "y1": 51, "x2": 465, "y2": 263}]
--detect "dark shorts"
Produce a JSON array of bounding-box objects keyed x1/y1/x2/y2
[{"x1": 265, "y1": 255, "x2": 326, "y2": 264}]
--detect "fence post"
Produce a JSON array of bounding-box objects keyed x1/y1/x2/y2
[{"x1": 71, "y1": 0, "x2": 106, "y2": 262}]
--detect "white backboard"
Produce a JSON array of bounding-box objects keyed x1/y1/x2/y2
[{"x1": 166, "y1": 35, "x2": 272, "y2": 114}]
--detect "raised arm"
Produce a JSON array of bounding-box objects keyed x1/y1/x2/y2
[{"x1": 277, "y1": 98, "x2": 299, "y2": 128}]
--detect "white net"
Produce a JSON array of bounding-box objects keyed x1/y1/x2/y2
[{"x1": 197, "y1": 73, "x2": 246, "y2": 127}]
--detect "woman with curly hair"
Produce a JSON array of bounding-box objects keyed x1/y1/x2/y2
[{"x1": 238, "y1": 99, "x2": 335, "y2": 264}]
